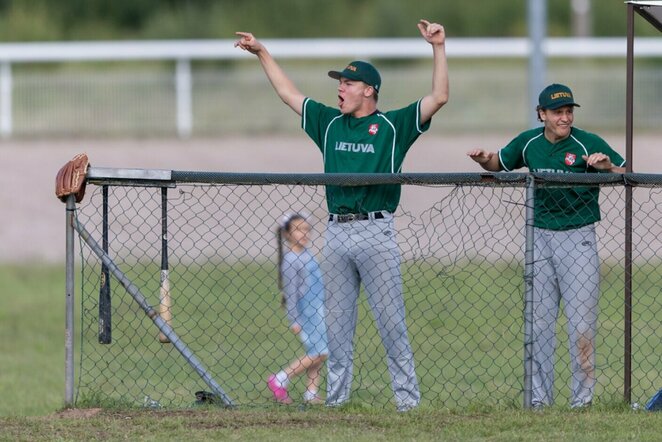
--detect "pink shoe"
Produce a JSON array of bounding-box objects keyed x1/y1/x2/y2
[{"x1": 267, "y1": 374, "x2": 292, "y2": 404}]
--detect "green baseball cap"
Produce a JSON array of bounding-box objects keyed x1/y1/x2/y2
[
  {"x1": 328, "y1": 61, "x2": 381, "y2": 93},
  {"x1": 538, "y1": 83, "x2": 580, "y2": 110}
]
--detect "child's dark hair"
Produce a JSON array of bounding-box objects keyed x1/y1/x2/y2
[{"x1": 276, "y1": 213, "x2": 306, "y2": 306}]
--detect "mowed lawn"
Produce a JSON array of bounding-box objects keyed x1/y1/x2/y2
[
  {"x1": 0, "y1": 265, "x2": 66, "y2": 416},
  {"x1": 3, "y1": 263, "x2": 662, "y2": 441}
]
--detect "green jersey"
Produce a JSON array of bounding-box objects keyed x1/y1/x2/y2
[
  {"x1": 302, "y1": 98, "x2": 430, "y2": 214},
  {"x1": 498, "y1": 127, "x2": 625, "y2": 231}
]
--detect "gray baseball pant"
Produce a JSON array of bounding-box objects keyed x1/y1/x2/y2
[
  {"x1": 322, "y1": 212, "x2": 420, "y2": 409},
  {"x1": 531, "y1": 224, "x2": 599, "y2": 408}
]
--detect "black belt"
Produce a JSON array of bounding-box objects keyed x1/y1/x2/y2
[{"x1": 329, "y1": 211, "x2": 387, "y2": 223}]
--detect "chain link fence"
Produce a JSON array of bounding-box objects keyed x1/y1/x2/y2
[{"x1": 68, "y1": 171, "x2": 662, "y2": 410}]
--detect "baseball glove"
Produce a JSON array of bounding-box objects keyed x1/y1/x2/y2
[{"x1": 55, "y1": 153, "x2": 90, "y2": 203}]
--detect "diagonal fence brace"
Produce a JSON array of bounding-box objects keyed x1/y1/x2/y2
[{"x1": 72, "y1": 214, "x2": 234, "y2": 407}]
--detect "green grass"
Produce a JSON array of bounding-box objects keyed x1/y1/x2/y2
[
  {"x1": 72, "y1": 259, "x2": 529, "y2": 410},
  {"x1": 3, "y1": 263, "x2": 662, "y2": 440},
  {"x1": 0, "y1": 265, "x2": 66, "y2": 417},
  {"x1": 2, "y1": 405, "x2": 662, "y2": 441}
]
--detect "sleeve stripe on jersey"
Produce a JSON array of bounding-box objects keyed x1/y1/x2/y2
[
  {"x1": 520, "y1": 132, "x2": 544, "y2": 169},
  {"x1": 377, "y1": 113, "x2": 398, "y2": 173},
  {"x1": 415, "y1": 98, "x2": 424, "y2": 133},
  {"x1": 497, "y1": 150, "x2": 511, "y2": 172},
  {"x1": 570, "y1": 135, "x2": 590, "y2": 171},
  {"x1": 499, "y1": 132, "x2": 543, "y2": 172},
  {"x1": 302, "y1": 97, "x2": 310, "y2": 131}
]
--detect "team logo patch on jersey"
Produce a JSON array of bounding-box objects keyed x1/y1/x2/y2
[
  {"x1": 565, "y1": 153, "x2": 577, "y2": 166},
  {"x1": 368, "y1": 124, "x2": 379, "y2": 135}
]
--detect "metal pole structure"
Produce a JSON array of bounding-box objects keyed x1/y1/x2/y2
[
  {"x1": 626, "y1": 4, "x2": 636, "y2": 170},
  {"x1": 98, "y1": 186, "x2": 111, "y2": 344},
  {"x1": 64, "y1": 195, "x2": 76, "y2": 407},
  {"x1": 523, "y1": 174, "x2": 535, "y2": 409},
  {"x1": 73, "y1": 215, "x2": 234, "y2": 407},
  {"x1": 571, "y1": 0, "x2": 592, "y2": 37},
  {"x1": 624, "y1": 2, "x2": 635, "y2": 405},
  {"x1": 0, "y1": 61, "x2": 11, "y2": 139},
  {"x1": 528, "y1": 0, "x2": 547, "y2": 128},
  {"x1": 175, "y1": 58, "x2": 192, "y2": 139}
]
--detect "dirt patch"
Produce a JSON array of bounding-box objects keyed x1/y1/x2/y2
[
  {"x1": 54, "y1": 408, "x2": 103, "y2": 419},
  {"x1": 1, "y1": 133, "x2": 658, "y2": 264}
]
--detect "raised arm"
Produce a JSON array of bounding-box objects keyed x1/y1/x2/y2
[
  {"x1": 417, "y1": 19, "x2": 449, "y2": 125},
  {"x1": 467, "y1": 149, "x2": 502, "y2": 172},
  {"x1": 234, "y1": 32, "x2": 306, "y2": 116}
]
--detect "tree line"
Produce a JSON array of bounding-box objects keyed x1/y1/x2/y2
[{"x1": 0, "y1": 0, "x2": 656, "y2": 42}]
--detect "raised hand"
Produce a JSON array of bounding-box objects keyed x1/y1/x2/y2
[
  {"x1": 234, "y1": 31, "x2": 263, "y2": 54},
  {"x1": 417, "y1": 19, "x2": 446, "y2": 45}
]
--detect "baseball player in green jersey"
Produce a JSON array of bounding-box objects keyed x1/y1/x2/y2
[
  {"x1": 235, "y1": 19, "x2": 449, "y2": 412},
  {"x1": 467, "y1": 83, "x2": 625, "y2": 409}
]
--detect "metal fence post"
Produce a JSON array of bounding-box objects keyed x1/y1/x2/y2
[
  {"x1": 0, "y1": 61, "x2": 11, "y2": 139},
  {"x1": 175, "y1": 58, "x2": 192, "y2": 139},
  {"x1": 624, "y1": 1, "x2": 635, "y2": 405},
  {"x1": 527, "y1": 0, "x2": 547, "y2": 128},
  {"x1": 65, "y1": 194, "x2": 76, "y2": 407},
  {"x1": 523, "y1": 174, "x2": 535, "y2": 409}
]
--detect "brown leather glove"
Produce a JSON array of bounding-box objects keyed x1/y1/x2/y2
[{"x1": 55, "y1": 153, "x2": 90, "y2": 203}]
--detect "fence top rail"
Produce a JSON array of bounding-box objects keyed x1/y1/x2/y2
[
  {"x1": 1, "y1": 37, "x2": 661, "y2": 63},
  {"x1": 86, "y1": 167, "x2": 662, "y2": 188},
  {"x1": 87, "y1": 167, "x2": 528, "y2": 186}
]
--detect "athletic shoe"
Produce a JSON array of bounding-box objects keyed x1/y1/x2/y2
[
  {"x1": 303, "y1": 394, "x2": 324, "y2": 405},
  {"x1": 267, "y1": 374, "x2": 292, "y2": 404},
  {"x1": 531, "y1": 402, "x2": 546, "y2": 412},
  {"x1": 396, "y1": 403, "x2": 417, "y2": 413},
  {"x1": 570, "y1": 400, "x2": 592, "y2": 410},
  {"x1": 324, "y1": 400, "x2": 345, "y2": 408}
]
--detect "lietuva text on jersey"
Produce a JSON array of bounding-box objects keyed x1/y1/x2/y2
[
  {"x1": 334, "y1": 142, "x2": 375, "y2": 153},
  {"x1": 535, "y1": 168, "x2": 571, "y2": 173},
  {"x1": 302, "y1": 98, "x2": 430, "y2": 214}
]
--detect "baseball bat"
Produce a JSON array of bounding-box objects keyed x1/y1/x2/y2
[
  {"x1": 158, "y1": 187, "x2": 172, "y2": 343},
  {"x1": 98, "y1": 185, "x2": 112, "y2": 344}
]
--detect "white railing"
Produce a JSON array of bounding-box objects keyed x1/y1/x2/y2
[
  {"x1": 0, "y1": 37, "x2": 660, "y2": 138},
  {"x1": 1, "y1": 37, "x2": 661, "y2": 62}
]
